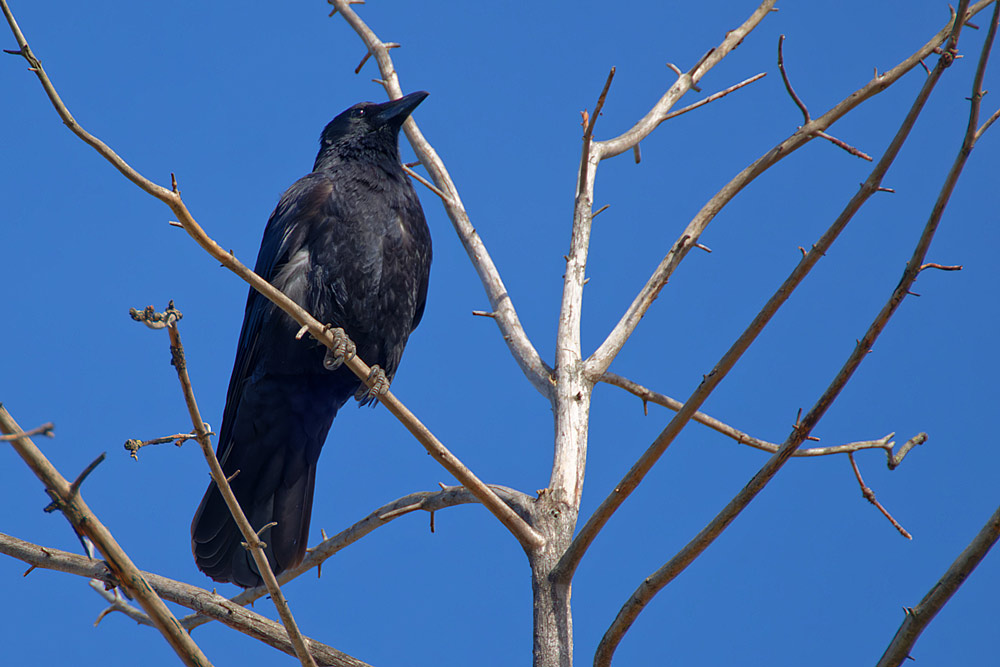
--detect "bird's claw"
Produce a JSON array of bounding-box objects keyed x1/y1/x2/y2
[
  {"x1": 355, "y1": 365, "x2": 389, "y2": 404},
  {"x1": 322, "y1": 327, "x2": 356, "y2": 371}
]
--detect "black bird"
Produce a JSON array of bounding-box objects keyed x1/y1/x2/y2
[{"x1": 191, "y1": 92, "x2": 432, "y2": 587}]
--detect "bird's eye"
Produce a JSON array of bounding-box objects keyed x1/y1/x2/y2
[{"x1": 351, "y1": 108, "x2": 366, "y2": 118}]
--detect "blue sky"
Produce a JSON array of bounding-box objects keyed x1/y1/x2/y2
[{"x1": 2, "y1": 1, "x2": 998, "y2": 665}]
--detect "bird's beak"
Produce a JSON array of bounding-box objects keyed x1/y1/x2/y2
[{"x1": 375, "y1": 91, "x2": 429, "y2": 127}]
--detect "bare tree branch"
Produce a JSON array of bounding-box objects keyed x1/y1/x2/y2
[
  {"x1": 847, "y1": 452, "x2": 912, "y2": 539},
  {"x1": 328, "y1": 0, "x2": 554, "y2": 400},
  {"x1": 0, "y1": 405, "x2": 214, "y2": 667},
  {"x1": 600, "y1": 371, "x2": 924, "y2": 462},
  {"x1": 584, "y1": 0, "x2": 996, "y2": 380},
  {"x1": 123, "y1": 429, "x2": 207, "y2": 460},
  {"x1": 594, "y1": 6, "x2": 991, "y2": 660},
  {"x1": 150, "y1": 309, "x2": 317, "y2": 667},
  {"x1": 659, "y1": 71, "x2": 767, "y2": 123},
  {"x1": 0, "y1": 532, "x2": 372, "y2": 667},
  {"x1": 876, "y1": 505, "x2": 1000, "y2": 667},
  {"x1": 184, "y1": 484, "x2": 535, "y2": 625},
  {"x1": 0, "y1": 421, "x2": 53, "y2": 441},
  {"x1": 1, "y1": 0, "x2": 542, "y2": 552}
]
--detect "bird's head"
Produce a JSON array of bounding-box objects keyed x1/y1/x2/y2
[{"x1": 314, "y1": 91, "x2": 428, "y2": 170}]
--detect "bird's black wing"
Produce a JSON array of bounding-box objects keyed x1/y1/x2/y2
[{"x1": 215, "y1": 174, "x2": 345, "y2": 464}]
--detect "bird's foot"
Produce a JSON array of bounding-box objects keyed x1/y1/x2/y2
[
  {"x1": 355, "y1": 364, "x2": 390, "y2": 405},
  {"x1": 322, "y1": 327, "x2": 357, "y2": 371}
]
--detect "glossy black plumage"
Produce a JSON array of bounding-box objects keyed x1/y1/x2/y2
[{"x1": 191, "y1": 92, "x2": 432, "y2": 587}]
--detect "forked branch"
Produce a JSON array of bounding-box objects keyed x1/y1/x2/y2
[
  {"x1": 566, "y1": 0, "x2": 976, "y2": 591},
  {"x1": 595, "y1": 4, "x2": 989, "y2": 660},
  {"x1": 584, "y1": 0, "x2": 996, "y2": 380},
  {"x1": 600, "y1": 371, "x2": 925, "y2": 463},
  {"x1": 0, "y1": 532, "x2": 371, "y2": 667}
]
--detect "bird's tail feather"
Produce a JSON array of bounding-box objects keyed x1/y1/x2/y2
[{"x1": 191, "y1": 450, "x2": 317, "y2": 588}]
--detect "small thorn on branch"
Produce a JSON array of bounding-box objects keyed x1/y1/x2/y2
[
  {"x1": 816, "y1": 131, "x2": 873, "y2": 161},
  {"x1": 355, "y1": 51, "x2": 372, "y2": 74},
  {"x1": 695, "y1": 243, "x2": 712, "y2": 253},
  {"x1": 378, "y1": 502, "x2": 424, "y2": 520},
  {"x1": 584, "y1": 66, "x2": 616, "y2": 140},
  {"x1": 919, "y1": 262, "x2": 963, "y2": 272},
  {"x1": 633, "y1": 144, "x2": 641, "y2": 164},
  {"x1": 401, "y1": 164, "x2": 452, "y2": 204},
  {"x1": 69, "y1": 452, "x2": 107, "y2": 499},
  {"x1": 593, "y1": 204, "x2": 610, "y2": 218},
  {"x1": 254, "y1": 521, "x2": 277, "y2": 540},
  {"x1": 471, "y1": 310, "x2": 497, "y2": 318},
  {"x1": 877, "y1": 186, "x2": 896, "y2": 193}
]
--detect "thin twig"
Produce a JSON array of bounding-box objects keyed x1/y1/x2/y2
[
  {"x1": 401, "y1": 163, "x2": 452, "y2": 203},
  {"x1": 778, "y1": 35, "x2": 810, "y2": 122},
  {"x1": 847, "y1": 453, "x2": 912, "y2": 538},
  {"x1": 660, "y1": 72, "x2": 767, "y2": 124},
  {"x1": 816, "y1": 131, "x2": 874, "y2": 160},
  {"x1": 0, "y1": 422, "x2": 54, "y2": 441},
  {"x1": 124, "y1": 429, "x2": 209, "y2": 460},
  {"x1": 68, "y1": 452, "x2": 106, "y2": 500}
]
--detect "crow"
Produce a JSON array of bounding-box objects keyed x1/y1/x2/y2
[{"x1": 191, "y1": 92, "x2": 432, "y2": 588}]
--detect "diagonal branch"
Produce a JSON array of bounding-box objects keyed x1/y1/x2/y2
[
  {"x1": 0, "y1": 532, "x2": 372, "y2": 667},
  {"x1": 2, "y1": 0, "x2": 542, "y2": 552},
  {"x1": 584, "y1": 0, "x2": 996, "y2": 380},
  {"x1": 563, "y1": 2, "x2": 975, "y2": 588},
  {"x1": 594, "y1": 5, "x2": 989, "y2": 660},
  {"x1": 158, "y1": 313, "x2": 317, "y2": 667},
  {"x1": 875, "y1": 505, "x2": 1000, "y2": 667},
  {"x1": 328, "y1": 0, "x2": 553, "y2": 399},
  {"x1": 0, "y1": 405, "x2": 214, "y2": 667}
]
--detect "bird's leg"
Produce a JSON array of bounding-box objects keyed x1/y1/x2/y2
[
  {"x1": 322, "y1": 326, "x2": 357, "y2": 371},
  {"x1": 355, "y1": 365, "x2": 390, "y2": 404}
]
